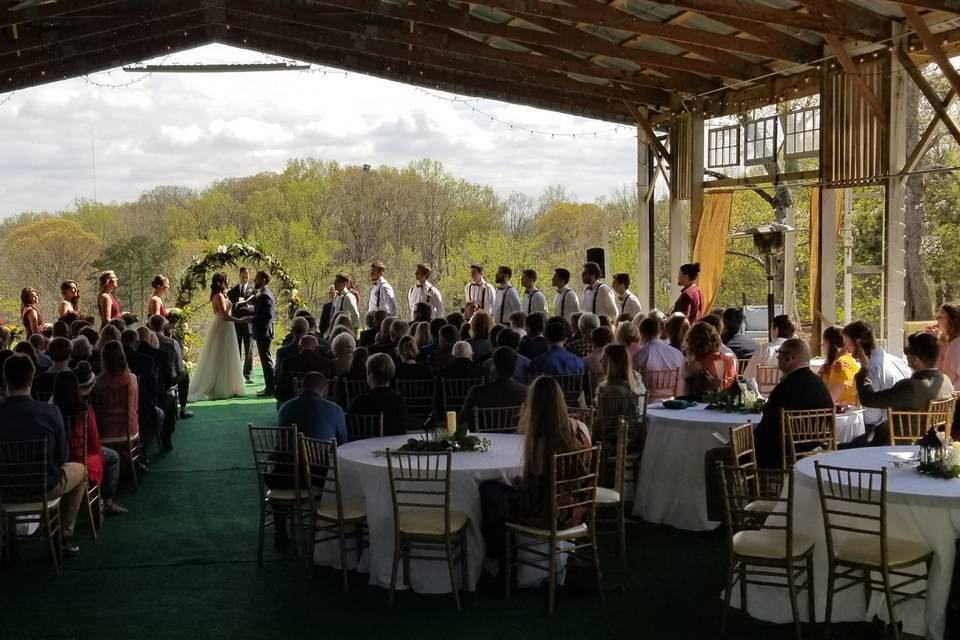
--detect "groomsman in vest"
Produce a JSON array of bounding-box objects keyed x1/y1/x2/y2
[
  {"x1": 368, "y1": 261, "x2": 397, "y2": 316},
  {"x1": 464, "y1": 265, "x2": 496, "y2": 313},
  {"x1": 521, "y1": 269, "x2": 547, "y2": 315},
  {"x1": 408, "y1": 263, "x2": 444, "y2": 319},
  {"x1": 228, "y1": 266, "x2": 255, "y2": 383},
  {"x1": 492, "y1": 266, "x2": 522, "y2": 326},
  {"x1": 612, "y1": 273, "x2": 643, "y2": 319},
  {"x1": 332, "y1": 272, "x2": 360, "y2": 329},
  {"x1": 581, "y1": 262, "x2": 618, "y2": 321},
  {"x1": 552, "y1": 268, "x2": 580, "y2": 321}
]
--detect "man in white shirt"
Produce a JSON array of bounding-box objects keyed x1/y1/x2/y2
[
  {"x1": 742, "y1": 314, "x2": 796, "y2": 381},
  {"x1": 367, "y1": 261, "x2": 397, "y2": 316},
  {"x1": 612, "y1": 273, "x2": 643, "y2": 320},
  {"x1": 407, "y1": 262, "x2": 444, "y2": 319},
  {"x1": 633, "y1": 316, "x2": 685, "y2": 375},
  {"x1": 492, "y1": 265, "x2": 521, "y2": 325},
  {"x1": 332, "y1": 272, "x2": 360, "y2": 329},
  {"x1": 520, "y1": 269, "x2": 547, "y2": 315},
  {"x1": 464, "y1": 265, "x2": 496, "y2": 313},
  {"x1": 581, "y1": 262, "x2": 618, "y2": 322},
  {"x1": 842, "y1": 320, "x2": 911, "y2": 427},
  {"x1": 552, "y1": 268, "x2": 581, "y2": 321}
]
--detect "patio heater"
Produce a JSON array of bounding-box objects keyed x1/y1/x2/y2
[{"x1": 729, "y1": 223, "x2": 794, "y2": 342}]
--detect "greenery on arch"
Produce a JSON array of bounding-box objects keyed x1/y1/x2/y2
[{"x1": 169, "y1": 243, "x2": 305, "y2": 360}]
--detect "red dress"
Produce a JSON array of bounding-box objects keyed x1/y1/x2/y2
[
  {"x1": 671, "y1": 284, "x2": 704, "y2": 324},
  {"x1": 21, "y1": 306, "x2": 44, "y2": 336},
  {"x1": 66, "y1": 404, "x2": 104, "y2": 485},
  {"x1": 110, "y1": 296, "x2": 122, "y2": 320}
]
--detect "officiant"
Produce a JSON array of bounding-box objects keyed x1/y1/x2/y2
[{"x1": 228, "y1": 267, "x2": 255, "y2": 384}]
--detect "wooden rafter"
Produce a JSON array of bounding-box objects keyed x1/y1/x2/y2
[
  {"x1": 901, "y1": 5, "x2": 960, "y2": 102},
  {"x1": 903, "y1": 87, "x2": 957, "y2": 174},
  {"x1": 896, "y1": 46, "x2": 960, "y2": 147},
  {"x1": 221, "y1": 29, "x2": 635, "y2": 123},
  {"x1": 824, "y1": 33, "x2": 888, "y2": 135},
  {"x1": 0, "y1": 0, "x2": 127, "y2": 29},
  {"x1": 623, "y1": 99, "x2": 671, "y2": 165}
]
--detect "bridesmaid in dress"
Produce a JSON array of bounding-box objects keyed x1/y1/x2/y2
[
  {"x1": 146, "y1": 275, "x2": 169, "y2": 318},
  {"x1": 97, "y1": 270, "x2": 122, "y2": 329},
  {"x1": 20, "y1": 287, "x2": 44, "y2": 337},
  {"x1": 58, "y1": 280, "x2": 80, "y2": 319}
]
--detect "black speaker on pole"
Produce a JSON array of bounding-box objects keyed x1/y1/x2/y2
[{"x1": 586, "y1": 247, "x2": 605, "y2": 278}]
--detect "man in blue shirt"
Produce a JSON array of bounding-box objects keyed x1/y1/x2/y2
[
  {"x1": 529, "y1": 318, "x2": 585, "y2": 376},
  {"x1": 277, "y1": 372, "x2": 348, "y2": 444}
]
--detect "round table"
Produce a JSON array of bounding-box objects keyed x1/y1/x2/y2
[
  {"x1": 313, "y1": 433, "x2": 523, "y2": 593},
  {"x1": 632, "y1": 404, "x2": 866, "y2": 531},
  {"x1": 738, "y1": 447, "x2": 960, "y2": 639}
]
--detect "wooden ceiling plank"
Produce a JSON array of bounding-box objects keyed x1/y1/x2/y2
[
  {"x1": 698, "y1": 13, "x2": 819, "y2": 61},
  {"x1": 824, "y1": 33, "x2": 887, "y2": 134},
  {"x1": 789, "y1": 0, "x2": 888, "y2": 38},
  {"x1": 901, "y1": 4, "x2": 960, "y2": 100}
]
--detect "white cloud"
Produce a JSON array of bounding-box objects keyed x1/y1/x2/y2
[{"x1": 0, "y1": 43, "x2": 637, "y2": 218}]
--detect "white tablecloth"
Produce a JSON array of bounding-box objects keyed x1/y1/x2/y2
[
  {"x1": 314, "y1": 433, "x2": 523, "y2": 593},
  {"x1": 633, "y1": 405, "x2": 865, "y2": 531},
  {"x1": 736, "y1": 447, "x2": 960, "y2": 639}
]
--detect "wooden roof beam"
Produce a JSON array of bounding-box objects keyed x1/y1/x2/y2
[
  {"x1": 622, "y1": 98, "x2": 671, "y2": 163},
  {"x1": 788, "y1": 0, "x2": 889, "y2": 39},
  {"x1": 220, "y1": 29, "x2": 635, "y2": 123},
  {"x1": 696, "y1": 14, "x2": 819, "y2": 62},
  {"x1": 896, "y1": 44, "x2": 960, "y2": 147},
  {"x1": 0, "y1": 0, "x2": 128, "y2": 29},
  {"x1": 901, "y1": 5, "x2": 960, "y2": 101}
]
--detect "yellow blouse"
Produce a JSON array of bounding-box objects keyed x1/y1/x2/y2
[{"x1": 821, "y1": 352, "x2": 860, "y2": 405}]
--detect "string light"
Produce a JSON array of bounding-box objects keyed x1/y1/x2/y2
[{"x1": 0, "y1": 91, "x2": 14, "y2": 107}]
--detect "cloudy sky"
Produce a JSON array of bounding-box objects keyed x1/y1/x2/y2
[{"x1": 0, "y1": 43, "x2": 639, "y2": 219}]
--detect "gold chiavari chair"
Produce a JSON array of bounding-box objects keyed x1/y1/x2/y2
[
  {"x1": 736, "y1": 358, "x2": 751, "y2": 377},
  {"x1": 298, "y1": 435, "x2": 368, "y2": 589},
  {"x1": 505, "y1": 445, "x2": 603, "y2": 614},
  {"x1": 396, "y1": 378, "x2": 437, "y2": 427},
  {"x1": 718, "y1": 465, "x2": 814, "y2": 640},
  {"x1": 386, "y1": 449, "x2": 468, "y2": 611},
  {"x1": 441, "y1": 377, "x2": 483, "y2": 415},
  {"x1": 547, "y1": 372, "x2": 588, "y2": 408},
  {"x1": 814, "y1": 463, "x2": 934, "y2": 640},
  {"x1": 641, "y1": 368, "x2": 681, "y2": 402},
  {"x1": 339, "y1": 378, "x2": 370, "y2": 408},
  {"x1": 71, "y1": 411, "x2": 101, "y2": 537},
  {"x1": 249, "y1": 425, "x2": 306, "y2": 564},
  {"x1": 756, "y1": 365, "x2": 781, "y2": 396},
  {"x1": 0, "y1": 440, "x2": 63, "y2": 576},
  {"x1": 472, "y1": 405, "x2": 523, "y2": 433},
  {"x1": 781, "y1": 408, "x2": 836, "y2": 469},
  {"x1": 593, "y1": 418, "x2": 629, "y2": 571},
  {"x1": 93, "y1": 386, "x2": 144, "y2": 488},
  {"x1": 886, "y1": 397, "x2": 955, "y2": 445},
  {"x1": 345, "y1": 413, "x2": 384, "y2": 441}
]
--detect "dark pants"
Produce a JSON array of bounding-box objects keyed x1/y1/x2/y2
[
  {"x1": 256, "y1": 336, "x2": 275, "y2": 391},
  {"x1": 704, "y1": 446, "x2": 731, "y2": 524},
  {"x1": 177, "y1": 372, "x2": 190, "y2": 412},
  {"x1": 237, "y1": 330, "x2": 253, "y2": 378},
  {"x1": 101, "y1": 446, "x2": 120, "y2": 500}
]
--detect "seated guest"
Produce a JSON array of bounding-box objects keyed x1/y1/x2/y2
[
  {"x1": 277, "y1": 317, "x2": 310, "y2": 373},
  {"x1": 518, "y1": 312, "x2": 548, "y2": 360},
  {"x1": 683, "y1": 322, "x2": 736, "y2": 399},
  {"x1": 278, "y1": 372, "x2": 348, "y2": 443},
  {"x1": 52, "y1": 320, "x2": 70, "y2": 339},
  {"x1": 0, "y1": 354, "x2": 87, "y2": 552},
  {"x1": 395, "y1": 336, "x2": 433, "y2": 380},
  {"x1": 460, "y1": 347, "x2": 529, "y2": 426},
  {"x1": 428, "y1": 325, "x2": 460, "y2": 372},
  {"x1": 934, "y1": 303, "x2": 960, "y2": 390},
  {"x1": 721, "y1": 308, "x2": 757, "y2": 359},
  {"x1": 565, "y1": 313, "x2": 599, "y2": 358},
  {"x1": 413, "y1": 322, "x2": 432, "y2": 351},
  {"x1": 467, "y1": 310, "x2": 495, "y2": 363},
  {"x1": 594, "y1": 343, "x2": 645, "y2": 410},
  {"x1": 663, "y1": 314, "x2": 689, "y2": 352},
  {"x1": 508, "y1": 311, "x2": 527, "y2": 337},
  {"x1": 418, "y1": 318, "x2": 447, "y2": 363},
  {"x1": 842, "y1": 320, "x2": 910, "y2": 434},
  {"x1": 70, "y1": 336, "x2": 94, "y2": 370},
  {"x1": 634, "y1": 316, "x2": 686, "y2": 395},
  {"x1": 33, "y1": 336, "x2": 73, "y2": 399},
  {"x1": 853, "y1": 332, "x2": 954, "y2": 445},
  {"x1": 53, "y1": 370, "x2": 125, "y2": 514},
  {"x1": 615, "y1": 321, "x2": 642, "y2": 358},
  {"x1": 14, "y1": 341, "x2": 41, "y2": 373},
  {"x1": 348, "y1": 353, "x2": 409, "y2": 435},
  {"x1": 149, "y1": 315, "x2": 192, "y2": 420},
  {"x1": 483, "y1": 328, "x2": 530, "y2": 383},
  {"x1": 371, "y1": 319, "x2": 408, "y2": 356},
  {"x1": 445, "y1": 311, "x2": 465, "y2": 330},
  {"x1": 529, "y1": 317, "x2": 585, "y2": 377},
  {"x1": 753, "y1": 338, "x2": 833, "y2": 467},
  {"x1": 359, "y1": 310, "x2": 386, "y2": 348},
  {"x1": 479, "y1": 377, "x2": 591, "y2": 561},
  {"x1": 412, "y1": 301, "x2": 433, "y2": 323},
  {"x1": 29, "y1": 333, "x2": 53, "y2": 372},
  {"x1": 330, "y1": 333, "x2": 357, "y2": 378},
  {"x1": 120, "y1": 329, "x2": 163, "y2": 438},
  {"x1": 326, "y1": 313, "x2": 354, "y2": 342},
  {"x1": 346, "y1": 347, "x2": 369, "y2": 380},
  {"x1": 439, "y1": 341, "x2": 486, "y2": 379},
  {"x1": 92, "y1": 341, "x2": 140, "y2": 442},
  {"x1": 696, "y1": 315, "x2": 736, "y2": 358},
  {"x1": 275, "y1": 335, "x2": 333, "y2": 405},
  {"x1": 818, "y1": 326, "x2": 860, "y2": 405},
  {"x1": 584, "y1": 326, "x2": 614, "y2": 390},
  {"x1": 375, "y1": 316, "x2": 395, "y2": 346},
  {"x1": 742, "y1": 314, "x2": 796, "y2": 381},
  {"x1": 0, "y1": 325, "x2": 9, "y2": 350}
]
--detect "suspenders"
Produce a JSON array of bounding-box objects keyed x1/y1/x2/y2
[
  {"x1": 526, "y1": 289, "x2": 540, "y2": 314},
  {"x1": 591, "y1": 283, "x2": 608, "y2": 313},
  {"x1": 499, "y1": 286, "x2": 513, "y2": 323},
  {"x1": 559, "y1": 289, "x2": 569, "y2": 316}
]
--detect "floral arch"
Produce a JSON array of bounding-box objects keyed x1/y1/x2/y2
[{"x1": 169, "y1": 243, "x2": 305, "y2": 359}]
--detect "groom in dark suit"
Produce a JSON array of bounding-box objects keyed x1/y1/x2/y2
[
  {"x1": 250, "y1": 271, "x2": 276, "y2": 396},
  {"x1": 228, "y1": 267, "x2": 255, "y2": 383}
]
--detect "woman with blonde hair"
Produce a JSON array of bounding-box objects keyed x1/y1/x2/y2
[
  {"x1": 467, "y1": 309, "x2": 495, "y2": 362},
  {"x1": 595, "y1": 343, "x2": 645, "y2": 405},
  {"x1": 146, "y1": 275, "x2": 170, "y2": 318},
  {"x1": 395, "y1": 335, "x2": 432, "y2": 379}
]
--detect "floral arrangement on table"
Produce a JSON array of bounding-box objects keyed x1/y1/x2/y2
[
  {"x1": 169, "y1": 243, "x2": 305, "y2": 362},
  {"x1": 4, "y1": 323, "x2": 23, "y2": 342},
  {"x1": 704, "y1": 381, "x2": 765, "y2": 414},
  {"x1": 916, "y1": 429, "x2": 960, "y2": 479},
  {"x1": 378, "y1": 413, "x2": 492, "y2": 454}
]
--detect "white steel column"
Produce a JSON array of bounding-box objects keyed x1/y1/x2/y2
[
  {"x1": 819, "y1": 188, "x2": 839, "y2": 327},
  {"x1": 636, "y1": 121, "x2": 653, "y2": 311},
  {"x1": 885, "y1": 27, "x2": 908, "y2": 355}
]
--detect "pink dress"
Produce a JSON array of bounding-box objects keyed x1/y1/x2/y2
[{"x1": 937, "y1": 337, "x2": 960, "y2": 390}]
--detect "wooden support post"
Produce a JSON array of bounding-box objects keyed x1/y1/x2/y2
[
  {"x1": 689, "y1": 114, "x2": 704, "y2": 259},
  {"x1": 818, "y1": 188, "x2": 839, "y2": 344},
  {"x1": 782, "y1": 205, "x2": 797, "y2": 320},
  {"x1": 635, "y1": 118, "x2": 653, "y2": 312},
  {"x1": 885, "y1": 25, "x2": 908, "y2": 355}
]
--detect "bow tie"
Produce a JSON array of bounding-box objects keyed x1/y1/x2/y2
[{"x1": 416, "y1": 284, "x2": 424, "y2": 288}]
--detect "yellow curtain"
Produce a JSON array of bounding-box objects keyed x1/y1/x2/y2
[
  {"x1": 808, "y1": 187, "x2": 844, "y2": 319},
  {"x1": 692, "y1": 190, "x2": 734, "y2": 312}
]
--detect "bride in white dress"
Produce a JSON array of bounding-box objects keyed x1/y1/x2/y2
[{"x1": 188, "y1": 272, "x2": 247, "y2": 401}]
